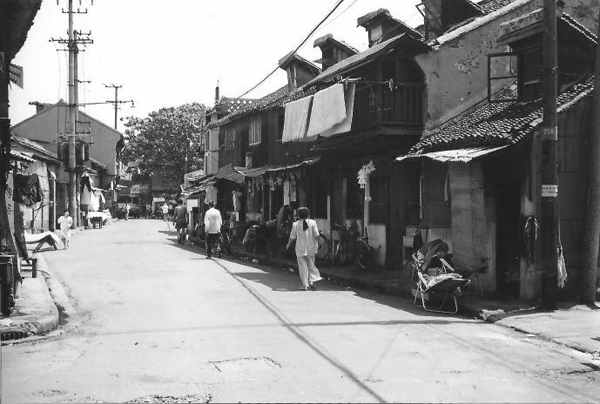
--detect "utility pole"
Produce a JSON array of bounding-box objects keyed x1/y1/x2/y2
[
  {"x1": 581, "y1": 15, "x2": 600, "y2": 304},
  {"x1": 540, "y1": 0, "x2": 559, "y2": 309},
  {"x1": 104, "y1": 83, "x2": 134, "y2": 130},
  {"x1": 52, "y1": 0, "x2": 93, "y2": 228}
]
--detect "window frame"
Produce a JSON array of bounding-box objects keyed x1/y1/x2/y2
[
  {"x1": 487, "y1": 51, "x2": 519, "y2": 103},
  {"x1": 249, "y1": 116, "x2": 262, "y2": 146}
]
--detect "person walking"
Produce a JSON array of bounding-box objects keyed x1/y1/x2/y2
[
  {"x1": 204, "y1": 201, "x2": 222, "y2": 259},
  {"x1": 125, "y1": 203, "x2": 131, "y2": 221},
  {"x1": 173, "y1": 199, "x2": 188, "y2": 244},
  {"x1": 57, "y1": 210, "x2": 73, "y2": 249},
  {"x1": 161, "y1": 202, "x2": 170, "y2": 230},
  {"x1": 286, "y1": 207, "x2": 323, "y2": 291}
]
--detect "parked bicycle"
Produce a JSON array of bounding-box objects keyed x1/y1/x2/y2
[
  {"x1": 315, "y1": 231, "x2": 331, "y2": 262},
  {"x1": 355, "y1": 228, "x2": 381, "y2": 270},
  {"x1": 332, "y1": 222, "x2": 359, "y2": 266}
]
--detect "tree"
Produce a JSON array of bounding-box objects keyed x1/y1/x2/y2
[{"x1": 121, "y1": 103, "x2": 206, "y2": 183}]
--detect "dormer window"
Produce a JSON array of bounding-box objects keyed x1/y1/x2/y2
[
  {"x1": 369, "y1": 24, "x2": 383, "y2": 45},
  {"x1": 488, "y1": 47, "x2": 542, "y2": 103}
]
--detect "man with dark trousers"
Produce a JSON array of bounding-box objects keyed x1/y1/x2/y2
[{"x1": 203, "y1": 201, "x2": 222, "y2": 259}]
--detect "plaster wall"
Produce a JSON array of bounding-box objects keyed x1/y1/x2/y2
[
  {"x1": 414, "y1": 0, "x2": 545, "y2": 130},
  {"x1": 12, "y1": 105, "x2": 121, "y2": 183}
]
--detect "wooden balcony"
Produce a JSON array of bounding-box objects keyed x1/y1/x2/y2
[{"x1": 353, "y1": 82, "x2": 423, "y2": 132}]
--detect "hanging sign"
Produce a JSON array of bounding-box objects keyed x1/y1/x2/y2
[{"x1": 541, "y1": 184, "x2": 558, "y2": 197}]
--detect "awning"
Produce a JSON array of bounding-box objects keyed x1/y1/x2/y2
[
  {"x1": 9, "y1": 150, "x2": 36, "y2": 163},
  {"x1": 215, "y1": 164, "x2": 245, "y2": 184},
  {"x1": 396, "y1": 146, "x2": 509, "y2": 163},
  {"x1": 185, "y1": 175, "x2": 217, "y2": 196},
  {"x1": 264, "y1": 157, "x2": 320, "y2": 174}
]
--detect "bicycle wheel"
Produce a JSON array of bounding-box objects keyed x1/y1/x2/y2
[
  {"x1": 316, "y1": 234, "x2": 330, "y2": 261},
  {"x1": 355, "y1": 238, "x2": 372, "y2": 270},
  {"x1": 334, "y1": 242, "x2": 348, "y2": 266}
]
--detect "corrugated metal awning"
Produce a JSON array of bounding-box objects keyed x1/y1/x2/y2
[
  {"x1": 265, "y1": 157, "x2": 320, "y2": 174},
  {"x1": 396, "y1": 145, "x2": 509, "y2": 163},
  {"x1": 9, "y1": 150, "x2": 36, "y2": 163}
]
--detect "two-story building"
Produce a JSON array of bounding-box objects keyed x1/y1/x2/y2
[
  {"x1": 397, "y1": 0, "x2": 598, "y2": 300},
  {"x1": 11, "y1": 100, "x2": 124, "y2": 222}
]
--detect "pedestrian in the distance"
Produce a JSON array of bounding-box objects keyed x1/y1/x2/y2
[
  {"x1": 286, "y1": 207, "x2": 322, "y2": 291},
  {"x1": 161, "y1": 202, "x2": 170, "y2": 230},
  {"x1": 173, "y1": 198, "x2": 188, "y2": 244},
  {"x1": 125, "y1": 202, "x2": 131, "y2": 221},
  {"x1": 57, "y1": 210, "x2": 73, "y2": 249},
  {"x1": 204, "y1": 201, "x2": 222, "y2": 259}
]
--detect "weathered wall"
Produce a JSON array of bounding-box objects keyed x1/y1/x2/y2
[
  {"x1": 415, "y1": 0, "x2": 549, "y2": 130},
  {"x1": 11, "y1": 105, "x2": 121, "y2": 184},
  {"x1": 449, "y1": 161, "x2": 496, "y2": 292}
]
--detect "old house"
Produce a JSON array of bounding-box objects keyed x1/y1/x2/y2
[
  {"x1": 398, "y1": 4, "x2": 597, "y2": 300},
  {"x1": 11, "y1": 101, "x2": 124, "y2": 219},
  {"x1": 9, "y1": 135, "x2": 60, "y2": 232}
]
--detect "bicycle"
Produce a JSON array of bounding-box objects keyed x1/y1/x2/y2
[
  {"x1": 315, "y1": 231, "x2": 331, "y2": 262},
  {"x1": 332, "y1": 222, "x2": 359, "y2": 266},
  {"x1": 355, "y1": 228, "x2": 381, "y2": 270}
]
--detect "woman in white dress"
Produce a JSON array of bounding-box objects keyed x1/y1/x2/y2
[
  {"x1": 57, "y1": 210, "x2": 73, "y2": 249},
  {"x1": 286, "y1": 207, "x2": 323, "y2": 291}
]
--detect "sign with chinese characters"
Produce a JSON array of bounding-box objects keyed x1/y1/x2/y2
[{"x1": 541, "y1": 184, "x2": 558, "y2": 198}]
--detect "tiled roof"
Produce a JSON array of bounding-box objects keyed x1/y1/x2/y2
[
  {"x1": 409, "y1": 76, "x2": 595, "y2": 154},
  {"x1": 11, "y1": 134, "x2": 59, "y2": 161},
  {"x1": 207, "y1": 86, "x2": 290, "y2": 129},
  {"x1": 561, "y1": 12, "x2": 597, "y2": 44},
  {"x1": 476, "y1": 0, "x2": 519, "y2": 14}
]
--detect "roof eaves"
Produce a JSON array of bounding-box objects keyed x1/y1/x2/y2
[{"x1": 430, "y1": 0, "x2": 533, "y2": 48}]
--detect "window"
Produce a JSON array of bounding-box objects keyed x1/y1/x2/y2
[
  {"x1": 488, "y1": 52, "x2": 519, "y2": 102},
  {"x1": 520, "y1": 47, "x2": 542, "y2": 101},
  {"x1": 249, "y1": 117, "x2": 261, "y2": 145},
  {"x1": 368, "y1": 176, "x2": 387, "y2": 224},
  {"x1": 224, "y1": 126, "x2": 237, "y2": 150},
  {"x1": 488, "y1": 47, "x2": 541, "y2": 103}
]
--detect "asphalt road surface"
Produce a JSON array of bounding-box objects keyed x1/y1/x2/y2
[{"x1": 2, "y1": 219, "x2": 600, "y2": 403}]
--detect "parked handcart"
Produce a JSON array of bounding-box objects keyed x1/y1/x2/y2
[{"x1": 411, "y1": 239, "x2": 470, "y2": 314}]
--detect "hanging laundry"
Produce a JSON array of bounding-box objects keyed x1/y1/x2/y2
[
  {"x1": 306, "y1": 83, "x2": 347, "y2": 139},
  {"x1": 319, "y1": 82, "x2": 356, "y2": 139},
  {"x1": 13, "y1": 173, "x2": 44, "y2": 206},
  {"x1": 282, "y1": 95, "x2": 313, "y2": 143},
  {"x1": 557, "y1": 244, "x2": 567, "y2": 288},
  {"x1": 80, "y1": 176, "x2": 92, "y2": 193}
]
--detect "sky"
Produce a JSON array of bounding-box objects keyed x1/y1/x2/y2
[{"x1": 10, "y1": 0, "x2": 424, "y2": 133}]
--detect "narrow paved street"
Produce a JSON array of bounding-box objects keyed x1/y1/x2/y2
[{"x1": 2, "y1": 219, "x2": 599, "y2": 403}]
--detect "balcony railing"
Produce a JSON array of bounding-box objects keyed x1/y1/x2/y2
[{"x1": 353, "y1": 82, "x2": 423, "y2": 131}]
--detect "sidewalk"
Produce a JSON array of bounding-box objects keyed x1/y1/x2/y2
[
  {"x1": 0, "y1": 253, "x2": 59, "y2": 341},
  {"x1": 2, "y1": 234, "x2": 599, "y2": 359}
]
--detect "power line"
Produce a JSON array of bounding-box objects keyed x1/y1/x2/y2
[{"x1": 236, "y1": 0, "x2": 346, "y2": 99}]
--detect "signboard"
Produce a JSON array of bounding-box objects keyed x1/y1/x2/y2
[
  {"x1": 498, "y1": 8, "x2": 544, "y2": 38},
  {"x1": 542, "y1": 184, "x2": 558, "y2": 198}
]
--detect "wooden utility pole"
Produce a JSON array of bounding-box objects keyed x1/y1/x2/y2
[
  {"x1": 103, "y1": 84, "x2": 133, "y2": 130},
  {"x1": 540, "y1": 0, "x2": 559, "y2": 309},
  {"x1": 67, "y1": 2, "x2": 78, "y2": 227},
  {"x1": 581, "y1": 16, "x2": 600, "y2": 305},
  {"x1": 52, "y1": 0, "x2": 93, "y2": 228}
]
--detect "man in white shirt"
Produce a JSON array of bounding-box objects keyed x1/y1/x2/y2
[{"x1": 204, "y1": 201, "x2": 222, "y2": 259}]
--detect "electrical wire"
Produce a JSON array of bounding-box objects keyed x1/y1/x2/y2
[{"x1": 236, "y1": 0, "x2": 346, "y2": 99}]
